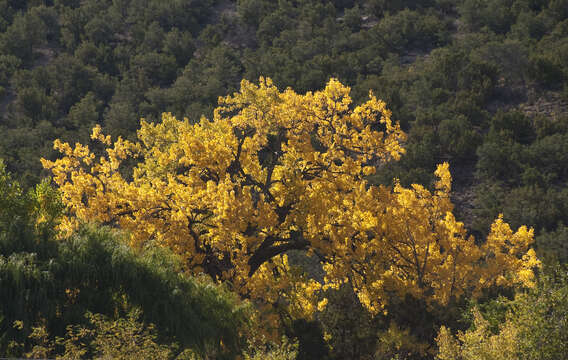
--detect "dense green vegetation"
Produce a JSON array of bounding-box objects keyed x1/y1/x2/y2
[
  {"x1": 1, "y1": 0, "x2": 568, "y2": 358},
  {"x1": 0, "y1": 160, "x2": 261, "y2": 358},
  {"x1": 436, "y1": 265, "x2": 568, "y2": 359}
]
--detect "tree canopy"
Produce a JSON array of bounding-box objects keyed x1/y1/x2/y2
[{"x1": 43, "y1": 78, "x2": 539, "y2": 317}]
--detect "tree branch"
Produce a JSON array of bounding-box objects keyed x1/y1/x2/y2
[{"x1": 248, "y1": 236, "x2": 309, "y2": 277}]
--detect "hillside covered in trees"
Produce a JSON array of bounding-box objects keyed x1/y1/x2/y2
[{"x1": 1, "y1": 0, "x2": 568, "y2": 359}]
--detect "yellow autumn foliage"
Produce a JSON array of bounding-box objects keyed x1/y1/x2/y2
[
  {"x1": 42, "y1": 78, "x2": 539, "y2": 317},
  {"x1": 436, "y1": 309, "x2": 520, "y2": 360}
]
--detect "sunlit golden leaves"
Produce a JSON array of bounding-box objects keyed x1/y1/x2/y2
[{"x1": 43, "y1": 78, "x2": 538, "y2": 319}]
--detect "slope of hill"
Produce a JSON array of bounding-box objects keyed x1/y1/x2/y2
[{"x1": 1, "y1": 0, "x2": 568, "y2": 358}]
